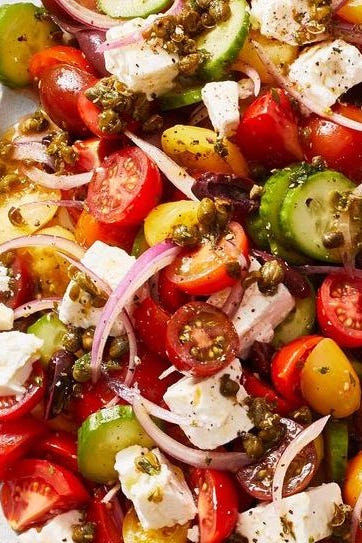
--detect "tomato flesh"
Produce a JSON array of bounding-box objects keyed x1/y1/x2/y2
[
  {"x1": 87, "y1": 488, "x2": 123, "y2": 543},
  {"x1": 0, "y1": 362, "x2": 45, "y2": 422},
  {"x1": 75, "y1": 209, "x2": 138, "y2": 252},
  {"x1": 33, "y1": 432, "x2": 78, "y2": 473},
  {"x1": 0, "y1": 255, "x2": 34, "y2": 309},
  {"x1": 29, "y1": 45, "x2": 97, "y2": 81},
  {"x1": 134, "y1": 297, "x2": 170, "y2": 358}
]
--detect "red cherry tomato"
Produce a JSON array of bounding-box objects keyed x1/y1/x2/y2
[
  {"x1": 235, "y1": 88, "x2": 303, "y2": 169},
  {"x1": 0, "y1": 417, "x2": 47, "y2": 478},
  {"x1": 134, "y1": 297, "x2": 171, "y2": 358},
  {"x1": 86, "y1": 147, "x2": 163, "y2": 225},
  {"x1": 158, "y1": 268, "x2": 189, "y2": 313},
  {"x1": 241, "y1": 369, "x2": 298, "y2": 416},
  {"x1": 0, "y1": 362, "x2": 45, "y2": 422},
  {"x1": 165, "y1": 222, "x2": 249, "y2": 296},
  {"x1": 70, "y1": 374, "x2": 122, "y2": 424},
  {"x1": 75, "y1": 210, "x2": 138, "y2": 252},
  {"x1": 1, "y1": 458, "x2": 89, "y2": 531},
  {"x1": 301, "y1": 103, "x2": 362, "y2": 182},
  {"x1": 190, "y1": 468, "x2": 239, "y2": 543},
  {"x1": 166, "y1": 301, "x2": 239, "y2": 377},
  {"x1": 33, "y1": 432, "x2": 78, "y2": 473},
  {"x1": 29, "y1": 45, "x2": 97, "y2": 81},
  {"x1": 0, "y1": 255, "x2": 34, "y2": 309},
  {"x1": 71, "y1": 138, "x2": 121, "y2": 173},
  {"x1": 317, "y1": 273, "x2": 362, "y2": 348},
  {"x1": 271, "y1": 335, "x2": 323, "y2": 405},
  {"x1": 39, "y1": 64, "x2": 96, "y2": 136},
  {"x1": 86, "y1": 488, "x2": 123, "y2": 543}
]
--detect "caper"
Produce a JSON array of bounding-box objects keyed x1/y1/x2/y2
[
  {"x1": 178, "y1": 10, "x2": 200, "y2": 34},
  {"x1": 200, "y1": 11, "x2": 216, "y2": 27},
  {"x1": 209, "y1": 0, "x2": 230, "y2": 22},
  {"x1": 72, "y1": 522, "x2": 96, "y2": 543},
  {"x1": 98, "y1": 109, "x2": 126, "y2": 134},
  {"x1": 72, "y1": 353, "x2": 92, "y2": 383},
  {"x1": 62, "y1": 328, "x2": 82, "y2": 353},
  {"x1": 322, "y1": 230, "x2": 345, "y2": 249},
  {"x1": 196, "y1": 0, "x2": 211, "y2": 10},
  {"x1": 178, "y1": 53, "x2": 201, "y2": 75},
  {"x1": 290, "y1": 405, "x2": 313, "y2": 425},
  {"x1": 242, "y1": 434, "x2": 264, "y2": 459},
  {"x1": 8, "y1": 207, "x2": 25, "y2": 227},
  {"x1": 20, "y1": 110, "x2": 49, "y2": 134},
  {"x1": 172, "y1": 223, "x2": 201, "y2": 246},
  {"x1": 197, "y1": 197, "x2": 216, "y2": 226},
  {"x1": 82, "y1": 327, "x2": 95, "y2": 351},
  {"x1": 219, "y1": 373, "x2": 240, "y2": 397},
  {"x1": 109, "y1": 335, "x2": 129, "y2": 359},
  {"x1": 258, "y1": 260, "x2": 284, "y2": 295},
  {"x1": 74, "y1": 272, "x2": 99, "y2": 297},
  {"x1": 181, "y1": 37, "x2": 197, "y2": 54}
]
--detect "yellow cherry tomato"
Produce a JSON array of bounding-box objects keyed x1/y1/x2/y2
[
  {"x1": 144, "y1": 200, "x2": 199, "y2": 246},
  {"x1": 338, "y1": 0, "x2": 362, "y2": 24},
  {"x1": 161, "y1": 125, "x2": 249, "y2": 176},
  {"x1": 300, "y1": 338, "x2": 361, "y2": 418},
  {"x1": 344, "y1": 451, "x2": 362, "y2": 506},
  {"x1": 122, "y1": 507, "x2": 189, "y2": 543}
]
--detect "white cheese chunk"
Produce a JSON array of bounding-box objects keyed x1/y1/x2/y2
[
  {"x1": 0, "y1": 331, "x2": 43, "y2": 396},
  {"x1": 237, "y1": 483, "x2": 342, "y2": 543},
  {"x1": 0, "y1": 264, "x2": 10, "y2": 293},
  {"x1": 201, "y1": 81, "x2": 240, "y2": 137},
  {"x1": 0, "y1": 303, "x2": 14, "y2": 330},
  {"x1": 58, "y1": 241, "x2": 136, "y2": 333},
  {"x1": 163, "y1": 359, "x2": 253, "y2": 450},
  {"x1": 232, "y1": 258, "x2": 295, "y2": 358},
  {"x1": 115, "y1": 445, "x2": 197, "y2": 529},
  {"x1": 18, "y1": 510, "x2": 83, "y2": 543},
  {"x1": 289, "y1": 39, "x2": 362, "y2": 111},
  {"x1": 104, "y1": 19, "x2": 179, "y2": 99}
]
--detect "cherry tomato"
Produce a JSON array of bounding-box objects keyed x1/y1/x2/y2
[
  {"x1": 39, "y1": 64, "x2": 96, "y2": 136},
  {"x1": 0, "y1": 255, "x2": 34, "y2": 309},
  {"x1": 241, "y1": 369, "x2": 298, "y2": 416},
  {"x1": 70, "y1": 375, "x2": 121, "y2": 424},
  {"x1": 86, "y1": 147, "x2": 163, "y2": 225},
  {"x1": 166, "y1": 301, "x2": 239, "y2": 377},
  {"x1": 1, "y1": 458, "x2": 89, "y2": 531},
  {"x1": 190, "y1": 468, "x2": 238, "y2": 543},
  {"x1": 338, "y1": 0, "x2": 362, "y2": 24},
  {"x1": 165, "y1": 222, "x2": 248, "y2": 296},
  {"x1": 317, "y1": 273, "x2": 362, "y2": 348},
  {"x1": 344, "y1": 451, "x2": 362, "y2": 506},
  {"x1": 29, "y1": 45, "x2": 97, "y2": 81},
  {"x1": 72, "y1": 138, "x2": 121, "y2": 173},
  {"x1": 0, "y1": 417, "x2": 47, "y2": 478},
  {"x1": 301, "y1": 103, "x2": 362, "y2": 182},
  {"x1": 300, "y1": 338, "x2": 361, "y2": 418},
  {"x1": 235, "y1": 88, "x2": 303, "y2": 169},
  {"x1": 236, "y1": 417, "x2": 318, "y2": 501},
  {"x1": 134, "y1": 297, "x2": 171, "y2": 358},
  {"x1": 87, "y1": 488, "x2": 123, "y2": 543},
  {"x1": 0, "y1": 362, "x2": 45, "y2": 422},
  {"x1": 271, "y1": 335, "x2": 323, "y2": 405},
  {"x1": 75, "y1": 209, "x2": 138, "y2": 252},
  {"x1": 158, "y1": 268, "x2": 189, "y2": 313},
  {"x1": 122, "y1": 507, "x2": 189, "y2": 543},
  {"x1": 33, "y1": 431, "x2": 78, "y2": 472}
]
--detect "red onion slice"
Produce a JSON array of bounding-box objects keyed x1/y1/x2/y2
[
  {"x1": 189, "y1": 103, "x2": 208, "y2": 126},
  {"x1": 272, "y1": 415, "x2": 330, "y2": 509},
  {"x1": 12, "y1": 142, "x2": 54, "y2": 168},
  {"x1": 351, "y1": 487, "x2": 362, "y2": 542},
  {"x1": 236, "y1": 62, "x2": 261, "y2": 96},
  {"x1": 222, "y1": 281, "x2": 244, "y2": 318},
  {"x1": 125, "y1": 131, "x2": 198, "y2": 201},
  {"x1": 298, "y1": 265, "x2": 362, "y2": 277},
  {"x1": 332, "y1": 0, "x2": 349, "y2": 11},
  {"x1": 0, "y1": 234, "x2": 85, "y2": 261},
  {"x1": 333, "y1": 19, "x2": 362, "y2": 45},
  {"x1": 14, "y1": 297, "x2": 62, "y2": 320},
  {"x1": 133, "y1": 399, "x2": 252, "y2": 470},
  {"x1": 24, "y1": 166, "x2": 93, "y2": 190},
  {"x1": 101, "y1": 483, "x2": 121, "y2": 504},
  {"x1": 48, "y1": 0, "x2": 121, "y2": 30}
]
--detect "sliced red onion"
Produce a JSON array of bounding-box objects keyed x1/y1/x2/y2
[
  {"x1": 12, "y1": 142, "x2": 54, "y2": 168},
  {"x1": 235, "y1": 62, "x2": 261, "y2": 97},
  {"x1": 133, "y1": 399, "x2": 252, "y2": 470},
  {"x1": 14, "y1": 297, "x2": 62, "y2": 320},
  {"x1": 91, "y1": 241, "x2": 180, "y2": 382},
  {"x1": 189, "y1": 103, "x2": 208, "y2": 126},
  {"x1": 121, "y1": 309, "x2": 138, "y2": 387},
  {"x1": 0, "y1": 235, "x2": 85, "y2": 261},
  {"x1": 46, "y1": 0, "x2": 121, "y2": 30},
  {"x1": 222, "y1": 281, "x2": 244, "y2": 318},
  {"x1": 272, "y1": 415, "x2": 330, "y2": 509},
  {"x1": 332, "y1": 0, "x2": 349, "y2": 12},
  {"x1": 24, "y1": 166, "x2": 93, "y2": 190},
  {"x1": 158, "y1": 364, "x2": 179, "y2": 380},
  {"x1": 351, "y1": 487, "x2": 362, "y2": 543},
  {"x1": 75, "y1": 29, "x2": 109, "y2": 76},
  {"x1": 125, "y1": 131, "x2": 198, "y2": 201},
  {"x1": 334, "y1": 20, "x2": 362, "y2": 46},
  {"x1": 101, "y1": 483, "x2": 121, "y2": 504},
  {"x1": 298, "y1": 265, "x2": 362, "y2": 278},
  {"x1": 252, "y1": 40, "x2": 362, "y2": 132}
]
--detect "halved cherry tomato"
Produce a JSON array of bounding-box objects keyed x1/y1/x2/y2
[
  {"x1": 0, "y1": 417, "x2": 47, "y2": 478},
  {"x1": 134, "y1": 297, "x2": 170, "y2": 358},
  {"x1": 271, "y1": 335, "x2": 323, "y2": 405},
  {"x1": 33, "y1": 432, "x2": 78, "y2": 473},
  {"x1": 317, "y1": 273, "x2": 362, "y2": 348},
  {"x1": 235, "y1": 88, "x2": 303, "y2": 169},
  {"x1": 241, "y1": 369, "x2": 298, "y2": 416},
  {"x1": 75, "y1": 210, "x2": 138, "y2": 252},
  {"x1": 158, "y1": 268, "x2": 189, "y2": 313},
  {"x1": 165, "y1": 222, "x2": 248, "y2": 296},
  {"x1": 0, "y1": 255, "x2": 34, "y2": 309},
  {"x1": 1, "y1": 458, "x2": 89, "y2": 531},
  {"x1": 166, "y1": 301, "x2": 239, "y2": 377},
  {"x1": 70, "y1": 375, "x2": 122, "y2": 424},
  {"x1": 87, "y1": 488, "x2": 123, "y2": 543},
  {"x1": 86, "y1": 147, "x2": 163, "y2": 225},
  {"x1": 0, "y1": 362, "x2": 45, "y2": 422},
  {"x1": 29, "y1": 45, "x2": 97, "y2": 81},
  {"x1": 190, "y1": 468, "x2": 238, "y2": 543},
  {"x1": 71, "y1": 138, "x2": 122, "y2": 173}
]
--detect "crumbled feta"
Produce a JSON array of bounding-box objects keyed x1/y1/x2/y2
[
  {"x1": 250, "y1": 0, "x2": 326, "y2": 46},
  {"x1": 0, "y1": 331, "x2": 43, "y2": 396},
  {"x1": 0, "y1": 303, "x2": 14, "y2": 330},
  {"x1": 232, "y1": 258, "x2": 295, "y2": 358},
  {"x1": 0, "y1": 264, "x2": 10, "y2": 293},
  {"x1": 104, "y1": 19, "x2": 179, "y2": 99},
  {"x1": 289, "y1": 39, "x2": 362, "y2": 111},
  {"x1": 163, "y1": 359, "x2": 253, "y2": 450},
  {"x1": 187, "y1": 525, "x2": 200, "y2": 543},
  {"x1": 236, "y1": 483, "x2": 342, "y2": 543},
  {"x1": 201, "y1": 81, "x2": 240, "y2": 137},
  {"x1": 115, "y1": 445, "x2": 197, "y2": 529},
  {"x1": 18, "y1": 510, "x2": 83, "y2": 543},
  {"x1": 58, "y1": 241, "x2": 136, "y2": 333}
]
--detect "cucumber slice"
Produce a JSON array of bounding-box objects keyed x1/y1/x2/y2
[
  {"x1": 272, "y1": 281, "x2": 315, "y2": 348},
  {"x1": 245, "y1": 212, "x2": 269, "y2": 250},
  {"x1": 159, "y1": 85, "x2": 203, "y2": 111},
  {"x1": 324, "y1": 419, "x2": 348, "y2": 484},
  {"x1": 78, "y1": 405, "x2": 155, "y2": 483},
  {"x1": 0, "y1": 3, "x2": 58, "y2": 88},
  {"x1": 196, "y1": 0, "x2": 250, "y2": 81},
  {"x1": 27, "y1": 312, "x2": 67, "y2": 365},
  {"x1": 280, "y1": 170, "x2": 355, "y2": 263},
  {"x1": 97, "y1": 0, "x2": 172, "y2": 18}
]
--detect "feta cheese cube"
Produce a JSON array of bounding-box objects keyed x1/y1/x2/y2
[
  {"x1": 104, "y1": 20, "x2": 179, "y2": 99},
  {"x1": 289, "y1": 39, "x2": 362, "y2": 111},
  {"x1": 0, "y1": 264, "x2": 10, "y2": 293},
  {"x1": 0, "y1": 302, "x2": 14, "y2": 330},
  {"x1": 201, "y1": 81, "x2": 240, "y2": 137},
  {"x1": 0, "y1": 331, "x2": 43, "y2": 396},
  {"x1": 236, "y1": 483, "x2": 342, "y2": 543},
  {"x1": 115, "y1": 445, "x2": 197, "y2": 529},
  {"x1": 163, "y1": 359, "x2": 253, "y2": 450},
  {"x1": 18, "y1": 510, "x2": 83, "y2": 543}
]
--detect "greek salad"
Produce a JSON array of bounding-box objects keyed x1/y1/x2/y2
[{"x1": 0, "y1": 0, "x2": 362, "y2": 541}]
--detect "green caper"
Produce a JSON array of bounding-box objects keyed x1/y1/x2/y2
[
  {"x1": 242, "y1": 433, "x2": 264, "y2": 459},
  {"x1": 258, "y1": 260, "x2": 284, "y2": 295},
  {"x1": 109, "y1": 335, "x2": 129, "y2": 359},
  {"x1": 72, "y1": 522, "x2": 96, "y2": 543},
  {"x1": 82, "y1": 327, "x2": 95, "y2": 351},
  {"x1": 74, "y1": 272, "x2": 99, "y2": 297},
  {"x1": 178, "y1": 10, "x2": 200, "y2": 34},
  {"x1": 219, "y1": 373, "x2": 240, "y2": 397},
  {"x1": 20, "y1": 110, "x2": 49, "y2": 134},
  {"x1": 181, "y1": 37, "x2": 197, "y2": 54},
  {"x1": 200, "y1": 11, "x2": 216, "y2": 27},
  {"x1": 172, "y1": 223, "x2": 201, "y2": 246},
  {"x1": 98, "y1": 109, "x2": 126, "y2": 134},
  {"x1": 225, "y1": 261, "x2": 241, "y2": 280},
  {"x1": 209, "y1": 0, "x2": 230, "y2": 22},
  {"x1": 62, "y1": 327, "x2": 82, "y2": 353},
  {"x1": 178, "y1": 53, "x2": 201, "y2": 75},
  {"x1": 197, "y1": 197, "x2": 216, "y2": 226},
  {"x1": 8, "y1": 207, "x2": 25, "y2": 227},
  {"x1": 322, "y1": 230, "x2": 345, "y2": 249},
  {"x1": 46, "y1": 131, "x2": 77, "y2": 170},
  {"x1": 72, "y1": 353, "x2": 92, "y2": 383},
  {"x1": 290, "y1": 405, "x2": 313, "y2": 425}
]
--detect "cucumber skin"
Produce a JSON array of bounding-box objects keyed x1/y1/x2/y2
[
  {"x1": 197, "y1": 0, "x2": 250, "y2": 81},
  {"x1": 97, "y1": 0, "x2": 172, "y2": 18},
  {"x1": 159, "y1": 86, "x2": 203, "y2": 111},
  {"x1": 324, "y1": 420, "x2": 348, "y2": 484}
]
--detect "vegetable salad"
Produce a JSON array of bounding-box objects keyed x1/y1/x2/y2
[{"x1": 0, "y1": 0, "x2": 361, "y2": 541}]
